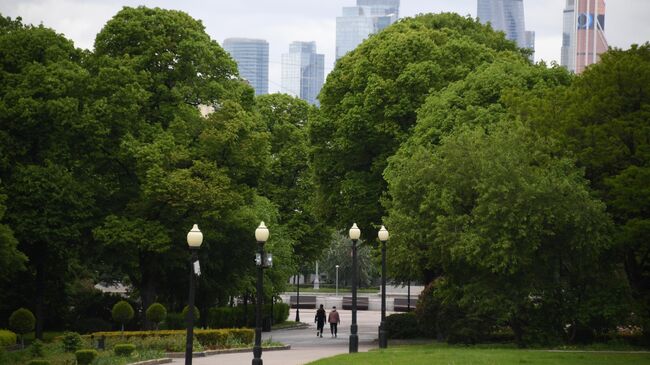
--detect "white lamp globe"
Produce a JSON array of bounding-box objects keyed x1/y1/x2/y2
[{"x1": 187, "y1": 224, "x2": 203, "y2": 248}]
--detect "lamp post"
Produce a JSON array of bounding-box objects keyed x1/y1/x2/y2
[
  {"x1": 348, "y1": 223, "x2": 360, "y2": 353},
  {"x1": 378, "y1": 225, "x2": 389, "y2": 349},
  {"x1": 295, "y1": 267, "x2": 300, "y2": 322},
  {"x1": 335, "y1": 265, "x2": 339, "y2": 297},
  {"x1": 252, "y1": 222, "x2": 269, "y2": 365},
  {"x1": 185, "y1": 224, "x2": 203, "y2": 365}
]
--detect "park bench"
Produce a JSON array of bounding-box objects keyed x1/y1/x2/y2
[
  {"x1": 393, "y1": 297, "x2": 417, "y2": 312},
  {"x1": 289, "y1": 295, "x2": 316, "y2": 309},
  {"x1": 342, "y1": 296, "x2": 369, "y2": 310}
]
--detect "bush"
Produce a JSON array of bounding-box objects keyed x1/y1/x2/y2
[
  {"x1": 162, "y1": 312, "x2": 185, "y2": 330},
  {"x1": 146, "y1": 303, "x2": 167, "y2": 329},
  {"x1": 9, "y1": 308, "x2": 36, "y2": 335},
  {"x1": 112, "y1": 301, "x2": 134, "y2": 331},
  {"x1": 75, "y1": 349, "x2": 98, "y2": 365},
  {"x1": 27, "y1": 360, "x2": 51, "y2": 365},
  {"x1": 29, "y1": 339, "x2": 44, "y2": 357},
  {"x1": 207, "y1": 307, "x2": 245, "y2": 328},
  {"x1": 73, "y1": 317, "x2": 112, "y2": 334},
  {"x1": 271, "y1": 303, "x2": 290, "y2": 324},
  {"x1": 385, "y1": 312, "x2": 423, "y2": 339},
  {"x1": 113, "y1": 343, "x2": 136, "y2": 356},
  {"x1": 0, "y1": 329, "x2": 17, "y2": 346},
  {"x1": 62, "y1": 331, "x2": 83, "y2": 352},
  {"x1": 181, "y1": 305, "x2": 200, "y2": 322},
  {"x1": 91, "y1": 329, "x2": 254, "y2": 350}
]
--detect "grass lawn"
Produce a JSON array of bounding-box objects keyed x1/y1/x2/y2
[{"x1": 307, "y1": 343, "x2": 650, "y2": 365}]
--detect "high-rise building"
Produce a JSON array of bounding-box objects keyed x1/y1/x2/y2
[
  {"x1": 477, "y1": 0, "x2": 534, "y2": 57},
  {"x1": 223, "y1": 38, "x2": 269, "y2": 95},
  {"x1": 561, "y1": 0, "x2": 608, "y2": 74},
  {"x1": 336, "y1": 0, "x2": 400, "y2": 60},
  {"x1": 281, "y1": 41, "x2": 325, "y2": 105}
]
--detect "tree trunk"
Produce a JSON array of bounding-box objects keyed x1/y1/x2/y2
[{"x1": 139, "y1": 253, "x2": 157, "y2": 330}]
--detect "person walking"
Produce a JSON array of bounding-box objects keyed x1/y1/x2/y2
[
  {"x1": 328, "y1": 306, "x2": 341, "y2": 338},
  {"x1": 315, "y1": 304, "x2": 326, "y2": 337}
]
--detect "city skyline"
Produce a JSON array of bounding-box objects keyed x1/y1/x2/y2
[
  {"x1": 223, "y1": 38, "x2": 269, "y2": 95},
  {"x1": 477, "y1": 0, "x2": 531, "y2": 51},
  {"x1": 2, "y1": 0, "x2": 649, "y2": 94},
  {"x1": 336, "y1": 0, "x2": 399, "y2": 60},
  {"x1": 561, "y1": 0, "x2": 608, "y2": 73},
  {"x1": 281, "y1": 41, "x2": 325, "y2": 105}
]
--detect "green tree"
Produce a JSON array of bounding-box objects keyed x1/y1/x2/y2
[
  {"x1": 310, "y1": 13, "x2": 522, "y2": 233},
  {"x1": 9, "y1": 308, "x2": 35, "y2": 348},
  {"x1": 321, "y1": 232, "x2": 377, "y2": 288},
  {"x1": 0, "y1": 191, "x2": 26, "y2": 281},
  {"x1": 111, "y1": 301, "x2": 134, "y2": 333},
  {"x1": 145, "y1": 303, "x2": 167, "y2": 330}
]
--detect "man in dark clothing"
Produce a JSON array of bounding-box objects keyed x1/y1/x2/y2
[
  {"x1": 315, "y1": 304, "x2": 326, "y2": 337},
  {"x1": 328, "y1": 306, "x2": 341, "y2": 338}
]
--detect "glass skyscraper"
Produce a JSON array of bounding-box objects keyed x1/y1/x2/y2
[
  {"x1": 336, "y1": 0, "x2": 400, "y2": 60},
  {"x1": 281, "y1": 41, "x2": 324, "y2": 106},
  {"x1": 561, "y1": 0, "x2": 607, "y2": 74},
  {"x1": 477, "y1": 0, "x2": 534, "y2": 57},
  {"x1": 223, "y1": 38, "x2": 269, "y2": 95}
]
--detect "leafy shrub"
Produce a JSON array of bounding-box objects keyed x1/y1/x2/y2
[
  {"x1": 385, "y1": 312, "x2": 423, "y2": 339},
  {"x1": 161, "y1": 312, "x2": 185, "y2": 330},
  {"x1": 75, "y1": 349, "x2": 98, "y2": 365},
  {"x1": 272, "y1": 303, "x2": 290, "y2": 324},
  {"x1": 62, "y1": 331, "x2": 83, "y2": 352},
  {"x1": 29, "y1": 339, "x2": 44, "y2": 357},
  {"x1": 112, "y1": 301, "x2": 134, "y2": 331},
  {"x1": 113, "y1": 343, "x2": 136, "y2": 356},
  {"x1": 135, "y1": 335, "x2": 201, "y2": 352},
  {"x1": 9, "y1": 308, "x2": 36, "y2": 335},
  {"x1": 181, "y1": 305, "x2": 200, "y2": 322},
  {"x1": 207, "y1": 307, "x2": 245, "y2": 328},
  {"x1": 146, "y1": 303, "x2": 167, "y2": 329},
  {"x1": 0, "y1": 329, "x2": 17, "y2": 346},
  {"x1": 73, "y1": 317, "x2": 112, "y2": 334},
  {"x1": 91, "y1": 329, "x2": 254, "y2": 350},
  {"x1": 27, "y1": 360, "x2": 51, "y2": 365}
]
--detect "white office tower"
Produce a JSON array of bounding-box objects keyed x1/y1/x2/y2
[
  {"x1": 281, "y1": 41, "x2": 325, "y2": 106},
  {"x1": 336, "y1": 0, "x2": 400, "y2": 60}
]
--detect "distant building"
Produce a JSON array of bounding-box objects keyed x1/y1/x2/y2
[
  {"x1": 336, "y1": 0, "x2": 400, "y2": 60},
  {"x1": 223, "y1": 38, "x2": 269, "y2": 95},
  {"x1": 561, "y1": 0, "x2": 608, "y2": 74},
  {"x1": 281, "y1": 41, "x2": 325, "y2": 105},
  {"x1": 477, "y1": 0, "x2": 534, "y2": 59}
]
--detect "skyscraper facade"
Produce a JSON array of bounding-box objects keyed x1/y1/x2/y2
[
  {"x1": 281, "y1": 41, "x2": 325, "y2": 105},
  {"x1": 477, "y1": 0, "x2": 534, "y2": 57},
  {"x1": 336, "y1": 0, "x2": 400, "y2": 60},
  {"x1": 561, "y1": 0, "x2": 608, "y2": 74},
  {"x1": 223, "y1": 38, "x2": 269, "y2": 95}
]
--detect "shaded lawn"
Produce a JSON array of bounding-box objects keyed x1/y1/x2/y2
[{"x1": 308, "y1": 344, "x2": 650, "y2": 365}]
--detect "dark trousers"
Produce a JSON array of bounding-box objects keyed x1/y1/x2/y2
[
  {"x1": 317, "y1": 321, "x2": 325, "y2": 334},
  {"x1": 330, "y1": 323, "x2": 338, "y2": 335}
]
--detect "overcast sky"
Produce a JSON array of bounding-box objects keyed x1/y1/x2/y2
[{"x1": 2, "y1": 0, "x2": 649, "y2": 93}]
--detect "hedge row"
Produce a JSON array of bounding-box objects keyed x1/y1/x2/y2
[
  {"x1": 91, "y1": 328, "x2": 254, "y2": 349},
  {"x1": 0, "y1": 329, "x2": 17, "y2": 346},
  {"x1": 207, "y1": 303, "x2": 290, "y2": 328}
]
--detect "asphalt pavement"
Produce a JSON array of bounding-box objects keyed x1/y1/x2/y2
[{"x1": 172, "y1": 308, "x2": 389, "y2": 365}]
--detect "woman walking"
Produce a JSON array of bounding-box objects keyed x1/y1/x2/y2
[
  {"x1": 328, "y1": 306, "x2": 340, "y2": 338},
  {"x1": 315, "y1": 304, "x2": 326, "y2": 337}
]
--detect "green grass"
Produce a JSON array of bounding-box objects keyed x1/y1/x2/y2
[{"x1": 307, "y1": 343, "x2": 650, "y2": 365}]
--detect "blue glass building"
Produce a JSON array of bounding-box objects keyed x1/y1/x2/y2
[
  {"x1": 281, "y1": 41, "x2": 324, "y2": 106},
  {"x1": 223, "y1": 38, "x2": 269, "y2": 95},
  {"x1": 477, "y1": 0, "x2": 534, "y2": 57},
  {"x1": 336, "y1": 0, "x2": 400, "y2": 60}
]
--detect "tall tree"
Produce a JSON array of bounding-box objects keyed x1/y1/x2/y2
[{"x1": 310, "y1": 13, "x2": 522, "y2": 234}]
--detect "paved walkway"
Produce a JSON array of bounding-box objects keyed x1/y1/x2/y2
[{"x1": 172, "y1": 309, "x2": 389, "y2": 365}]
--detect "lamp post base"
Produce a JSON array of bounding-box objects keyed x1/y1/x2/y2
[
  {"x1": 349, "y1": 334, "x2": 358, "y2": 353},
  {"x1": 379, "y1": 324, "x2": 387, "y2": 348}
]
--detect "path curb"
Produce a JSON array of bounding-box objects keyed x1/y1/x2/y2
[
  {"x1": 130, "y1": 358, "x2": 173, "y2": 365},
  {"x1": 164, "y1": 345, "x2": 291, "y2": 358}
]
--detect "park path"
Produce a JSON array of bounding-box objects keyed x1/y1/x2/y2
[{"x1": 171, "y1": 308, "x2": 387, "y2": 365}]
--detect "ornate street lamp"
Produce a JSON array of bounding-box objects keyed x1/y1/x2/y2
[
  {"x1": 348, "y1": 223, "x2": 360, "y2": 353},
  {"x1": 252, "y1": 222, "x2": 270, "y2": 365},
  {"x1": 185, "y1": 224, "x2": 203, "y2": 365},
  {"x1": 378, "y1": 225, "x2": 389, "y2": 349}
]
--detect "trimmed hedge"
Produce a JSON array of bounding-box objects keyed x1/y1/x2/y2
[
  {"x1": 92, "y1": 329, "x2": 254, "y2": 350},
  {"x1": 75, "y1": 349, "x2": 98, "y2": 365},
  {"x1": 0, "y1": 329, "x2": 17, "y2": 346},
  {"x1": 114, "y1": 343, "x2": 136, "y2": 356},
  {"x1": 385, "y1": 312, "x2": 423, "y2": 339},
  {"x1": 207, "y1": 303, "x2": 290, "y2": 328},
  {"x1": 146, "y1": 303, "x2": 167, "y2": 327}
]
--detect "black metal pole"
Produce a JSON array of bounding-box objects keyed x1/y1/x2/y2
[
  {"x1": 407, "y1": 280, "x2": 411, "y2": 312},
  {"x1": 379, "y1": 239, "x2": 387, "y2": 348},
  {"x1": 252, "y1": 242, "x2": 264, "y2": 365},
  {"x1": 295, "y1": 268, "x2": 300, "y2": 322},
  {"x1": 349, "y1": 239, "x2": 358, "y2": 353},
  {"x1": 185, "y1": 250, "x2": 198, "y2": 365}
]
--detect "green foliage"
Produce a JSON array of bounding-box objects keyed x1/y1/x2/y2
[
  {"x1": 113, "y1": 343, "x2": 135, "y2": 356},
  {"x1": 207, "y1": 303, "x2": 288, "y2": 328},
  {"x1": 181, "y1": 305, "x2": 200, "y2": 322},
  {"x1": 385, "y1": 313, "x2": 422, "y2": 339},
  {"x1": 61, "y1": 332, "x2": 83, "y2": 352},
  {"x1": 91, "y1": 329, "x2": 253, "y2": 350},
  {"x1": 161, "y1": 312, "x2": 185, "y2": 330},
  {"x1": 111, "y1": 301, "x2": 134, "y2": 329},
  {"x1": 145, "y1": 303, "x2": 167, "y2": 328},
  {"x1": 0, "y1": 329, "x2": 16, "y2": 346},
  {"x1": 27, "y1": 361, "x2": 50, "y2": 365},
  {"x1": 311, "y1": 12, "x2": 522, "y2": 231},
  {"x1": 9, "y1": 308, "x2": 35, "y2": 335},
  {"x1": 321, "y1": 232, "x2": 377, "y2": 288},
  {"x1": 29, "y1": 339, "x2": 44, "y2": 357},
  {"x1": 75, "y1": 349, "x2": 98, "y2": 365}
]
